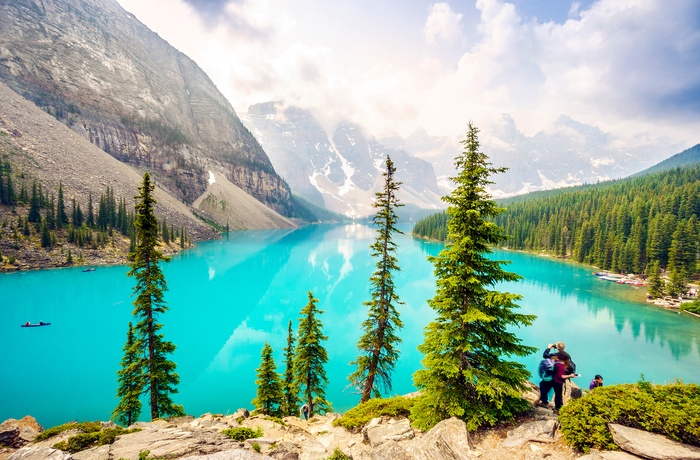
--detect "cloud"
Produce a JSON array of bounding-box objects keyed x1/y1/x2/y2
[
  {"x1": 423, "y1": 3, "x2": 464, "y2": 44},
  {"x1": 116, "y1": 0, "x2": 700, "y2": 151}
]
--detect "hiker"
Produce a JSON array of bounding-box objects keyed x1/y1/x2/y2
[
  {"x1": 536, "y1": 352, "x2": 555, "y2": 407},
  {"x1": 545, "y1": 342, "x2": 577, "y2": 376},
  {"x1": 300, "y1": 403, "x2": 309, "y2": 420},
  {"x1": 589, "y1": 374, "x2": 603, "y2": 390},
  {"x1": 551, "y1": 351, "x2": 578, "y2": 412}
]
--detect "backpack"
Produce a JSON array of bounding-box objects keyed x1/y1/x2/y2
[{"x1": 538, "y1": 358, "x2": 554, "y2": 381}]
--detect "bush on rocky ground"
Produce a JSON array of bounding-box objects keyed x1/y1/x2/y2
[
  {"x1": 332, "y1": 396, "x2": 415, "y2": 430},
  {"x1": 558, "y1": 377, "x2": 700, "y2": 452}
]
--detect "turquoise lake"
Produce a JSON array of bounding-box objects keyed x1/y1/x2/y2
[{"x1": 2, "y1": 223, "x2": 699, "y2": 428}]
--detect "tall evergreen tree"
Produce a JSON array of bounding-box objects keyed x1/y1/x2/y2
[
  {"x1": 87, "y1": 193, "x2": 95, "y2": 227},
  {"x1": 349, "y1": 155, "x2": 404, "y2": 403},
  {"x1": 293, "y1": 291, "x2": 331, "y2": 417},
  {"x1": 72, "y1": 198, "x2": 84, "y2": 227},
  {"x1": 28, "y1": 181, "x2": 41, "y2": 223},
  {"x1": 252, "y1": 342, "x2": 284, "y2": 416},
  {"x1": 112, "y1": 322, "x2": 143, "y2": 426},
  {"x1": 128, "y1": 172, "x2": 184, "y2": 420},
  {"x1": 56, "y1": 182, "x2": 68, "y2": 229},
  {"x1": 411, "y1": 122, "x2": 536, "y2": 431},
  {"x1": 282, "y1": 320, "x2": 299, "y2": 416},
  {"x1": 645, "y1": 260, "x2": 664, "y2": 298}
]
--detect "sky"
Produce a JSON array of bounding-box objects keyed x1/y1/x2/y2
[{"x1": 114, "y1": 0, "x2": 700, "y2": 153}]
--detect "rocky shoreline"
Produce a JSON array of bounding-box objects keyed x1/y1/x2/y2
[{"x1": 2, "y1": 384, "x2": 700, "y2": 460}]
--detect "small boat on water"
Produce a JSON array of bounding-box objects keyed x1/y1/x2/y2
[{"x1": 21, "y1": 322, "x2": 51, "y2": 328}]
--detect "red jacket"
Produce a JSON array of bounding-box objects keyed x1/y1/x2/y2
[{"x1": 553, "y1": 362, "x2": 567, "y2": 384}]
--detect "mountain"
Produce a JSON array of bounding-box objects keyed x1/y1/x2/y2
[
  {"x1": 243, "y1": 102, "x2": 444, "y2": 218},
  {"x1": 632, "y1": 144, "x2": 700, "y2": 177},
  {"x1": 381, "y1": 115, "x2": 675, "y2": 198},
  {"x1": 0, "y1": 80, "x2": 217, "y2": 242},
  {"x1": 0, "y1": 0, "x2": 297, "y2": 224}
]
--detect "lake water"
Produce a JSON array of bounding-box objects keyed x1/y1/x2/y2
[{"x1": 2, "y1": 223, "x2": 699, "y2": 428}]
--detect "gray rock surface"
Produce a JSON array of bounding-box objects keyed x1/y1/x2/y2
[
  {"x1": 578, "y1": 451, "x2": 641, "y2": 460},
  {"x1": 370, "y1": 439, "x2": 414, "y2": 460},
  {"x1": 363, "y1": 418, "x2": 414, "y2": 447},
  {"x1": 502, "y1": 419, "x2": 559, "y2": 448},
  {"x1": 107, "y1": 426, "x2": 240, "y2": 460},
  {"x1": 415, "y1": 417, "x2": 471, "y2": 460},
  {"x1": 180, "y1": 448, "x2": 274, "y2": 460},
  {"x1": 609, "y1": 423, "x2": 700, "y2": 460},
  {"x1": 8, "y1": 446, "x2": 73, "y2": 460}
]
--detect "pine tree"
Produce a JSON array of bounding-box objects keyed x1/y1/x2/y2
[
  {"x1": 349, "y1": 155, "x2": 404, "y2": 403},
  {"x1": 28, "y1": 181, "x2": 41, "y2": 223},
  {"x1": 282, "y1": 320, "x2": 299, "y2": 416},
  {"x1": 252, "y1": 342, "x2": 284, "y2": 416},
  {"x1": 128, "y1": 172, "x2": 184, "y2": 420},
  {"x1": 293, "y1": 291, "x2": 331, "y2": 417},
  {"x1": 72, "y1": 198, "x2": 84, "y2": 227},
  {"x1": 645, "y1": 260, "x2": 664, "y2": 298},
  {"x1": 411, "y1": 122, "x2": 537, "y2": 431},
  {"x1": 40, "y1": 219, "x2": 52, "y2": 248},
  {"x1": 87, "y1": 193, "x2": 95, "y2": 227},
  {"x1": 112, "y1": 322, "x2": 143, "y2": 426},
  {"x1": 56, "y1": 182, "x2": 68, "y2": 229}
]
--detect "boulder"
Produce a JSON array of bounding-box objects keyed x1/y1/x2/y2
[
  {"x1": 609, "y1": 423, "x2": 700, "y2": 460},
  {"x1": 269, "y1": 441, "x2": 300, "y2": 460},
  {"x1": 179, "y1": 448, "x2": 274, "y2": 460},
  {"x1": 415, "y1": 418, "x2": 471, "y2": 460},
  {"x1": 8, "y1": 446, "x2": 73, "y2": 459},
  {"x1": 72, "y1": 445, "x2": 110, "y2": 460},
  {"x1": 297, "y1": 439, "x2": 327, "y2": 460},
  {"x1": 578, "y1": 451, "x2": 642, "y2": 460},
  {"x1": 0, "y1": 417, "x2": 44, "y2": 448},
  {"x1": 370, "y1": 439, "x2": 414, "y2": 460},
  {"x1": 107, "y1": 427, "x2": 239, "y2": 459},
  {"x1": 363, "y1": 418, "x2": 414, "y2": 447},
  {"x1": 502, "y1": 419, "x2": 558, "y2": 448}
]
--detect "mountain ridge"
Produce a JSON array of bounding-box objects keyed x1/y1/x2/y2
[
  {"x1": 243, "y1": 102, "x2": 444, "y2": 218},
  {"x1": 0, "y1": 0, "x2": 297, "y2": 222}
]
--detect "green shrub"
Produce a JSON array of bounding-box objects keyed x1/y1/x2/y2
[
  {"x1": 36, "y1": 423, "x2": 80, "y2": 441},
  {"x1": 326, "y1": 447, "x2": 351, "y2": 460},
  {"x1": 35, "y1": 421, "x2": 102, "y2": 441},
  {"x1": 681, "y1": 300, "x2": 700, "y2": 314},
  {"x1": 251, "y1": 442, "x2": 261, "y2": 453},
  {"x1": 221, "y1": 427, "x2": 263, "y2": 441},
  {"x1": 52, "y1": 427, "x2": 141, "y2": 453},
  {"x1": 333, "y1": 396, "x2": 415, "y2": 430},
  {"x1": 559, "y1": 379, "x2": 700, "y2": 452}
]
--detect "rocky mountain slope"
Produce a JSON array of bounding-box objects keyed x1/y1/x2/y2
[
  {"x1": 0, "y1": 78, "x2": 297, "y2": 270},
  {"x1": 0, "y1": 0, "x2": 295, "y2": 220},
  {"x1": 243, "y1": 103, "x2": 444, "y2": 218}
]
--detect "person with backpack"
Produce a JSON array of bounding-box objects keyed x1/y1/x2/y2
[
  {"x1": 536, "y1": 354, "x2": 555, "y2": 407},
  {"x1": 551, "y1": 350, "x2": 578, "y2": 413},
  {"x1": 544, "y1": 342, "x2": 577, "y2": 375}
]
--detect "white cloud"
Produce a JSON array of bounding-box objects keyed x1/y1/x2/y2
[
  {"x1": 423, "y1": 3, "x2": 464, "y2": 44},
  {"x1": 115, "y1": 0, "x2": 700, "y2": 154}
]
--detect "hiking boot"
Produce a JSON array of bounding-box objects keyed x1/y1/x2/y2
[{"x1": 535, "y1": 401, "x2": 549, "y2": 408}]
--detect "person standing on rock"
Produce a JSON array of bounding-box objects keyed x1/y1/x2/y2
[
  {"x1": 551, "y1": 351, "x2": 578, "y2": 413},
  {"x1": 301, "y1": 404, "x2": 309, "y2": 420}
]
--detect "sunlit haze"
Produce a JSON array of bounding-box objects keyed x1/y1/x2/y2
[{"x1": 115, "y1": 0, "x2": 700, "y2": 153}]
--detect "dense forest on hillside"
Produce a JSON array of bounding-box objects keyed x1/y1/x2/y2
[
  {"x1": 0, "y1": 161, "x2": 189, "y2": 269},
  {"x1": 413, "y1": 166, "x2": 700, "y2": 291}
]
